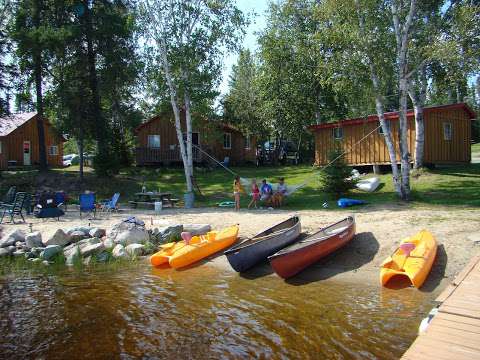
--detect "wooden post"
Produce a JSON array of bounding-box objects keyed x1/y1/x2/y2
[{"x1": 373, "y1": 164, "x2": 381, "y2": 174}]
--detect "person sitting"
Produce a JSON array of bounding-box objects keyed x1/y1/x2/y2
[
  {"x1": 272, "y1": 177, "x2": 288, "y2": 207},
  {"x1": 260, "y1": 179, "x2": 273, "y2": 206}
]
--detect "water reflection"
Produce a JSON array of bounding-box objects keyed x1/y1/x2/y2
[{"x1": 0, "y1": 264, "x2": 434, "y2": 359}]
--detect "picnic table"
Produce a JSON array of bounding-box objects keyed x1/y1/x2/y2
[{"x1": 129, "y1": 192, "x2": 178, "y2": 209}]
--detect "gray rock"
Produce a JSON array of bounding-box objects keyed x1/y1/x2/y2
[
  {"x1": 66, "y1": 226, "x2": 92, "y2": 236},
  {"x1": 109, "y1": 221, "x2": 148, "y2": 245},
  {"x1": 13, "y1": 250, "x2": 26, "y2": 257},
  {"x1": 42, "y1": 260, "x2": 50, "y2": 266},
  {"x1": 125, "y1": 243, "x2": 145, "y2": 257},
  {"x1": 0, "y1": 229, "x2": 26, "y2": 247},
  {"x1": 152, "y1": 224, "x2": 183, "y2": 244},
  {"x1": 182, "y1": 224, "x2": 211, "y2": 236},
  {"x1": 89, "y1": 228, "x2": 106, "y2": 238},
  {"x1": 24, "y1": 251, "x2": 35, "y2": 259},
  {"x1": 6, "y1": 246, "x2": 15, "y2": 254},
  {"x1": 30, "y1": 247, "x2": 45, "y2": 257},
  {"x1": 103, "y1": 237, "x2": 114, "y2": 249},
  {"x1": 69, "y1": 231, "x2": 89, "y2": 243},
  {"x1": 95, "y1": 252, "x2": 109, "y2": 262},
  {"x1": 112, "y1": 244, "x2": 127, "y2": 258},
  {"x1": 44, "y1": 229, "x2": 71, "y2": 247},
  {"x1": 65, "y1": 246, "x2": 81, "y2": 266},
  {"x1": 80, "y1": 242, "x2": 105, "y2": 257},
  {"x1": 0, "y1": 248, "x2": 10, "y2": 257},
  {"x1": 15, "y1": 241, "x2": 25, "y2": 248},
  {"x1": 25, "y1": 232, "x2": 43, "y2": 249},
  {"x1": 29, "y1": 257, "x2": 42, "y2": 263},
  {"x1": 64, "y1": 244, "x2": 80, "y2": 258},
  {"x1": 40, "y1": 245, "x2": 62, "y2": 260}
]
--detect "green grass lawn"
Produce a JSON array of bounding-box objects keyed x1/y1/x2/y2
[
  {"x1": 1, "y1": 162, "x2": 479, "y2": 210},
  {"x1": 472, "y1": 142, "x2": 480, "y2": 156}
]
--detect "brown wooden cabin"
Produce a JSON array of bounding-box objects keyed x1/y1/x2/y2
[
  {"x1": 308, "y1": 103, "x2": 475, "y2": 167},
  {"x1": 135, "y1": 112, "x2": 256, "y2": 166},
  {"x1": 0, "y1": 112, "x2": 64, "y2": 169}
]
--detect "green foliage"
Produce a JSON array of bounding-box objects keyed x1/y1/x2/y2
[{"x1": 319, "y1": 147, "x2": 356, "y2": 195}]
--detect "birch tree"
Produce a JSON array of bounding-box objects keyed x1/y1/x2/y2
[
  {"x1": 391, "y1": 0, "x2": 417, "y2": 200},
  {"x1": 139, "y1": 0, "x2": 246, "y2": 193},
  {"x1": 354, "y1": 0, "x2": 401, "y2": 195}
]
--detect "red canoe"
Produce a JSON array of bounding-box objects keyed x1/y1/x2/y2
[{"x1": 268, "y1": 216, "x2": 356, "y2": 279}]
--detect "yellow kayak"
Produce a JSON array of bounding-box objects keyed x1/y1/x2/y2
[
  {"x1": 150, "y1": 225, "x2": 239, "y2": 269},
  {"x1": 380, "y1": 230, "x2": 437, "y2": 288}
]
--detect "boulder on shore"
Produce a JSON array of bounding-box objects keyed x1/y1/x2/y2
[
  {"x1": 0, "y1": 229, "x2": 26, "y2": 248},
  {"x1": 125, "y1": 243, "x2": 145, "y2": 257},
  {"x1": 25, "y1": 232, "x2": 43, "y2": 249},
  {"x1": 89, "y1": 228, "x2": 106, "y2": 238},
  {"x1": 44, "y1": 229, "x2": 71, "y2": 247},
  {"x1": 109, "y1": 221, "x2": 149, "y2": 246},
  {"x1": 69, "y1": 230, "x2": 89, "y2": 243},
  {"x1": 152, "y1": 224, "x2": 183, "y2": 244},
  {"x1": 80, "y1": 242, "x2": 105, "y2": 257},
  {"x1": 0, "y1": 248, "x2": 10, "y2": 257},
  {"x1": 40, "y1": 245, "x2": 63, "y2": 261},
  {"x1": 182, "y1": 224, "x2": 211, "y2": 236},
  {"x1": 112, "y1": 244, "x2": 127, "y2": 258}
]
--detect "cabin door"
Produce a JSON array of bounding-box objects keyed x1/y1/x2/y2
[{"x1": 23, "y1": 141, "x2": 31, "y2": 166}]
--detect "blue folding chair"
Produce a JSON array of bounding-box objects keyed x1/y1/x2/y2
[
  {"x1": 79, "y1": 193, "x2": 96, "y2": 219},
  {"x1": 101, "y1": 193, "x2": 120, "y2": 213}
]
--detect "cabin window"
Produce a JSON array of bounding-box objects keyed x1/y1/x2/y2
[
  {"x1": 443, "y1": 122, "x2": 452, "y2": 141},
  {"x1": 48, "y1": 145, "x2": 58, "y2": 156},
  {"x1": 378, "y1": 122, "x2": 384, "y2": 135},
  {"x1": 147, "y1": 135, "x2": 160, "y2": 148},
  {"x1": 223, "y1": 133, "x2": 232, "y2": 149},
  {"x1": 332, "y1": 127, "x2": 343, "y2": 140},
  {"x1": 244, "y1": 135, "x2": 251, "y2": 150},
  {"x1": 182, "y1": 132, "x2": 200, "y2": 146}
]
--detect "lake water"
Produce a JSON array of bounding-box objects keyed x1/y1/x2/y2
[{"x1": 0, "y1": 263, "x2": 433, "y2": 359}]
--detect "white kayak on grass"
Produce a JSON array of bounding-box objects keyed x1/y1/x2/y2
[{"x1": 356, "y1": 177, "x2": 380, "y2": 192}]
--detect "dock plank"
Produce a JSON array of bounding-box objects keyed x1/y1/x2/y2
[{"x1": 401, "y1": 255, "x2": 480, "y2": 359}]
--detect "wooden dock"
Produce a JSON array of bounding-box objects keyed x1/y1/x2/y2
[{"x1": 402, "y1": 255, "x2": 480, "y2": 359}]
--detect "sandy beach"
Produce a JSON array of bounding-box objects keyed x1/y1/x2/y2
[{"x1": 2, "y1": 205, "x2": 479, "y2": 290}]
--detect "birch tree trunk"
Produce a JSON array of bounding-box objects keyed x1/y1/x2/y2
[
  {"x1": 408, "y1": 63, "x2": 426, "y2": 169},
  {"x1": 392, "y1": 0, "x2": 416, "y2": 200},
  {"x1": 184, "y1": 89, "x2": 194, "y2": 185},
  {"x1": 157, "y1": 36, "x2": 194, "y2": 193},
  {"x1": 355, "y1": 0, "x2": 401, "y2": 195}
]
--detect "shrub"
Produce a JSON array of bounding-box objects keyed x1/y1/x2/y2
[{"x1": 319, "y1": 147, "x2": 356, "y2": 195}]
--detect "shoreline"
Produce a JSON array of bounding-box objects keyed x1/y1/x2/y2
[{"x1": 1, "y1": 205, "x2": 479, "y2": 292}]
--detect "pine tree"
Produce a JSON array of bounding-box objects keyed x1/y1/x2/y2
[{"x1": 319, "y1": 147, "x2": 356, "y2": 195}]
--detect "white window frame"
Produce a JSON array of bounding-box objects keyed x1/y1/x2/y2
[
  {"x1": 443, "y1": 122, "x2": 452, "y2": 141},
  {"x1": 333, "y1": 127, "x2": 343, "y2": 140},
  {"x1": 147, "y1": 135, "x2": 161, "y2": 148},
  {"x1": 223, "y1": 133, "x2": 232, "y2": 149},
  {"x1": 48, "y1": 145, "x2": 58, "y2": 156},
  {"x1": 244, "y1": 135, "x2": 251, "y2": 150}
]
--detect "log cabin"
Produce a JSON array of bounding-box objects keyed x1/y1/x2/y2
[
  {"x1": 0, "y1": 112, "x2": 64, "y2": 170},
  {"x1": 308, "y1": 103, "x2": 476, "y2": 167},
  {"x1": 135, "y1": 112, "x2": 256, "y2": 166}
]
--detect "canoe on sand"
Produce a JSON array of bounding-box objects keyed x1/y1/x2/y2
[
  {"x1": 150, "y1": 225, "x2": 239, "y2": 269},
  {"x1": 224, "y1": 216, "x2": 301, "y2": 273},
  {"x1": 380, "y1": 230, "x2": 437, "y2": 288},
  {"x1": 268, "y1": 216, "x2": 355, "y2": 279}
]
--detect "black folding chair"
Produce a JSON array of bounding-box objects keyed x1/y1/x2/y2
[
  {"x1": 0, "y1": 186, "x2": 16, "y2": 207},
  {"x1": 0, "y1": 192, "x2": 27, "y2": 224}
]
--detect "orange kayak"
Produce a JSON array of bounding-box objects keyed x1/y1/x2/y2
[
  {"x1": 380, "y1": 230, "x2": 437, "y2": 288},
  {"x1": 150, "y1": 225, "x2": 239, "y2": 269}
]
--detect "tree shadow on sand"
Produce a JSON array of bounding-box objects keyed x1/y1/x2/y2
[
  {"x1": 285, "y1": 232, "x2": 379, "y2": 286},
  {"x1": 383, "y1": 244, "x2": 448, "y2": 292}
]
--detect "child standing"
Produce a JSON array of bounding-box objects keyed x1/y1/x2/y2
[
  {"x1": 233, "y1": 175, "x2": 244, "y2": 211},
  {"x1": 248, "y1": 179, "x2": 260, "y2": 209}
]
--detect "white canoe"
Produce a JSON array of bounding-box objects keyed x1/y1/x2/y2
[{"x1": 356, "y1": 177, "x2": 380, "y2": 192}]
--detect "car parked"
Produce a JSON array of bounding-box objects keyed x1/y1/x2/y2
[{"x1": 62, "y1": 154, "x2": 78, "y2": 167}]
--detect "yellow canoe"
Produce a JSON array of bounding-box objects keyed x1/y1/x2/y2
[
  {"x1": 150, "y1": 225, "x2": 239, "y2": 269},
  {"x1": 380, "y1": 230, "x2": 437, "y2": 288}
]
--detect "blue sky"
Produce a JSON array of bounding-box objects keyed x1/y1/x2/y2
[{"x1": 218, "y1": 0, "x2": 270, "y2": 96}]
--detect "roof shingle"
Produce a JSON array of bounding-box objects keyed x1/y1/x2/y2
[{"x1": 0, "y1": 112, "x2": 37, "y2": 137}]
